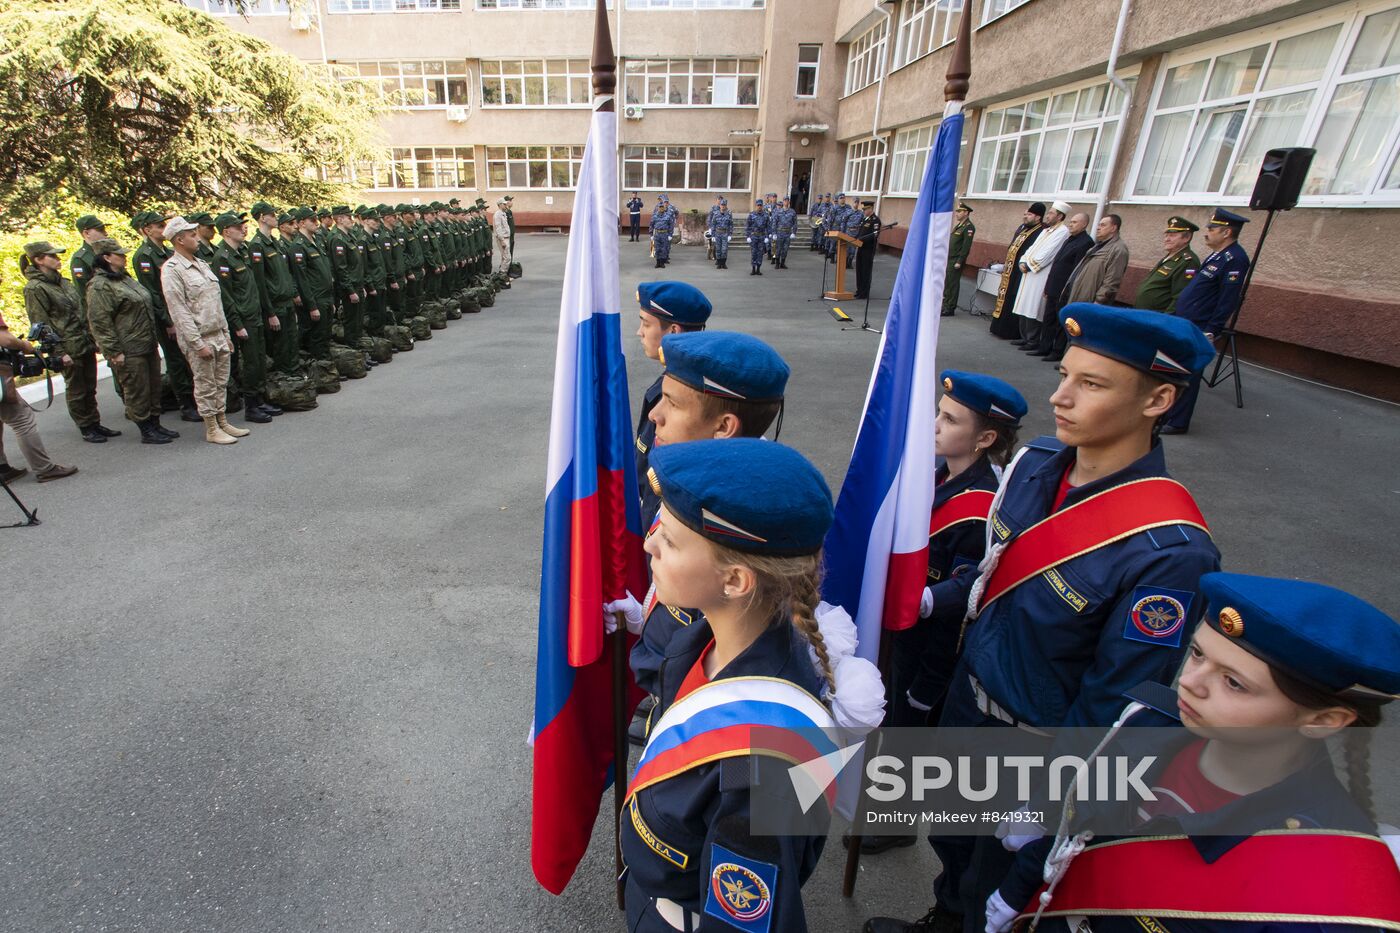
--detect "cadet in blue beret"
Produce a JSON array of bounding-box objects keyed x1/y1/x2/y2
[
  {"x1": 990, "y1": 572, "x2": 1399, "y2": 933},
  {"x1": 1160, "y1": 207, "x2": 1251, "y2": 436},
  {"x1": 746, "y1": 199, "x2": 769, "y2": 275},
  {"x1": 621, "y1": 438, "x2": 883, "y2": 933},
  {"x1": 872, "y1": 303, "x2": 1221, "y2": 933},
  {"x1": 650, "y1": 196, "x2": 676, "y2": 268}
]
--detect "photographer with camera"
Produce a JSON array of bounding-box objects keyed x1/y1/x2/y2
[
  {"x1": 21, "y1": 242, "x2": 120, "y2": 444},
  {"x1": 0, "y1": 308, "x2": 78, "y2": 484}
]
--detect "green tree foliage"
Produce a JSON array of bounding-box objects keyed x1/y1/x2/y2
[{"x1": 0, "y1": 0, "x2": 384, "y2": 217}]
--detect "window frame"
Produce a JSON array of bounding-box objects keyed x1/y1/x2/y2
[
  {"x1": 484, "y1": 145, "x2": 588, "y2": 190},
  {"x1": 620, "y1": 145, "x2": 754, "y2": 192},
  {"x1": 183, "y1": 0, "x2": 292, "y2": 14},
  {"x1": 844, "y1": 19, "x2": 888, "y2": 97},
  {"x1": 1126, "y1": 0, "x2": 1400, "y2": 208},
  {"x1": 340, "y1": 60, "x2": 473, "y2": 110},
  {"x1": 624, "y1": 0, "x2": 765, "y2": 8},
  {"x1": 795, "y1": 44, "x2": 821, "y2": 98},
  {"x1": 330, "y1": 146, "x2": 478, "y2": 191},
  {"x1": 842, "y1": 137, "x2": 887, "y2": 196},
  {"x1": 886, "y1": 121, "x2": 940, "y2": 197},
  {"x1": 479, "y1": 59, "x2": 593, "y2": 108},
  {"x1": 621, "y1": 58, "x2": 762, "y2": 108},
  {"x1": 326, "y1": 0, "x2": 461, "y2": 13},
  {"x1": 891, "y1": 0, "x2": 964, "y2": 71},
  {"x1": 475, "y1": 0, "x2": 599, "y2": 8}
]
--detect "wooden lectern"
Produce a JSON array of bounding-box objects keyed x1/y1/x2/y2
[{"x1": 824, "y1": 230, "x2": 859, "y2": 299}]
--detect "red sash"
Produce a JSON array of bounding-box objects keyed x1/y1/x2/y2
[
  {"x1": 977, "y1": 478, "x2": 1207, "y2": 613},
  {"x1": 929, "y1": 489, "x2": 996, "y2": 540},
  {"x1": 1018, "y1": 833, "x2": 1400, "y2": 929}
]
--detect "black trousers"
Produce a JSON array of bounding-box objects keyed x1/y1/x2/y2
[
  {"x1": 629, "y1": 214, "x2": 641, "y2": 240},
  {"x1": 855, "y1": 245, "x2": 876, "y2": 297}
]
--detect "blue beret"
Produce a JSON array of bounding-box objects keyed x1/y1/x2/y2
[
  {"x1": 1200, "y1": 572, "x2": 1400, "y2": 701},
  {"x1": 719, "y1": 198, "x2": 727, "y2": 206},
  {"x1": 1059, "y1": 303, "x2": 1216, "y2": 379},
  {"x1": 648, "y1": 439, "x2": 833, "y2": 555},
  {"x1": 754, "y1": 199, "x2": 764, "y2": 206},
  {"x1": 836, "y1": 192, "x2": 846, "y2": 198},
  {"x1": 1209, "y1": 207, "x2": 1249, "y2": 228},
  {"x1": 661, "y1": 331, "x2": 788, "y2": 402},
  {"x1": 940, "y1": 370, "x2": 1027, "y2": 424},
  {"x1": 637, "y1": 281, "x2": 713, "y2": 326}
]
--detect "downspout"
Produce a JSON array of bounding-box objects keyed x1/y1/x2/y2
[
  {"x1": 869, "y1": 0, "x2": 895, "y2": 214},
  {"x1": 1094, "y1": 0, "x2": 1132, "y2": 226},
  {"x1": 311, "y1": 0, "x2": 330, "y2": 68}
]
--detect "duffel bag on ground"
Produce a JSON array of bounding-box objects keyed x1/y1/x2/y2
[
  {"x1": 408, "y1": 316, "x2": 433, "y2": 340},
  {"x1": 359, "y1": 335, "x2": 394, "y2": 363},
  {"x1": 330, "y1": 343, "x2": 367, "y2": 379},
  {"x1": 426, "y1": 303, "x2": 448, "y2": 329},
  {"x1": 305, "y1": 357, "x2": 341, "y2": 394},
  {"x1": 508, "y1": 261, "x2": 522, "y2": 278},
  {"x1": 385, "y1": 324, "x2": 414, "y2": 352},
  {"x1": 264, "y1": 372, "x2": 319, "y2": 411}
]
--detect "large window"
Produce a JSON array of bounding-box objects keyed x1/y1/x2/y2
[
  {"x1": 1132, "y1": 3, "x2": 1400, "y2": 205},
  {"x1": 979, "y1": 0, "x2": 1031, "y2": 25},
  {"x1": 625, "y1": 0, "x2": 763, "y2": 8},
  {"x1": 477, "y1": 0, "x2": 596, "y2": 7},
  {"x1": 969, "y1": 76, "x2": 1136, "y2": 198},
  {"x1": 343, "y1": 61, "x2": 470, "y2": 108},
  {"x1": 796, "y1": 45, "x2": 821, "y2": 98},
  {"x1": 622, "y1": 146, "x2": 753, "y2": 191},
  {"x1": 622, "y1": 59, "x2": 761, "y2": 107},
  {"x1": 480, "y1": 60, "x2": 591, "y2": 107},
  {"x1": 844, "y1": 20, "x2": 887, "y2": 96},
  {"x1": 486, "y1": 146, "x2": 586, "y2": 189},
  {"x1": 325, "y1": 147, "x2": 476, "y2": 190},
  {"x1": 328, "y1": 0, "x2": 459, "y2": 12},
  {"x1": 183, "y1": 0, "x2": 290, "y2": 14},
  {"x1": 888, "y1": 122, "x2": 939, "y2": 195},
  {"x1": 842, "y1": 138, "x2": 887, "y2": 195},
  {"x1": 893, "y1": 0, "x2": 962, "y2": 69}
]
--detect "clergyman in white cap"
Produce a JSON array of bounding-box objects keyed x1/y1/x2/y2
[{"x1": 1010, "y1": 199, "x2": 1074, "y2": 346}]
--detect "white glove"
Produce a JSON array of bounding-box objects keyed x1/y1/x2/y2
[
  {"x1": 996, "y1": 805, "x2": 1047, "y2": 852},
  {"x1": 919, "y1": 586, "x2": 934, "y2": 619},
  {"x1": 603, "y1": 591, "x2": 645, "y2": 635},
  {"x1": 985, "y1": 891, "x2": 1017, "y2": 933}
]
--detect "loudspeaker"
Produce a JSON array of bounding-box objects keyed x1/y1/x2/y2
[{"x1": 1249, "y1": 147, "x2": 1315, "y2": 212}]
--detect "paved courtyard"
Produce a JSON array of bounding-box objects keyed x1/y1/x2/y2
[{"x1": 4, "y1": 234, "x2": 1397, "y2": 932}]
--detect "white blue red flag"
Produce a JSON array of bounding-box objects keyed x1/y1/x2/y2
[
  {"x1": 531, "y1": 87, "x2": 647, "y2": 894},
  {"x1": 822, "y1": 102, "x2": 965, "y2": 663}
]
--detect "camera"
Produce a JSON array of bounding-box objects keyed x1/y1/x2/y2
[{"x1": 0, "y1": 323, "x2": 62, "y2": 377}]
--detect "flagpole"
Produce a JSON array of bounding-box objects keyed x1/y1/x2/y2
[{"x1": 838, "y1": 4, "x2": 972, "y2": 900}]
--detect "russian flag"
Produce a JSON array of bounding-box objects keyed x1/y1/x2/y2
[
  {"x1": 822, "y1": 102, "x2": 965, "y2": 663},
  {"x1": 531, "y1": 76, "x2": 648, "y2": 894}
]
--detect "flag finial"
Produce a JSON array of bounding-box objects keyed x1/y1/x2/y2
[
  {"x1": 592, "y1": 1, "x2": 616, "y2": 106},
  {"x1": 944, "y1": 5, "x2": 973, "y2": 102}
]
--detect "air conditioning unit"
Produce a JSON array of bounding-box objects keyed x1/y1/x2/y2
[
  {"x1": 289, "y1": 10, "x2": 312, "y2": 30},
  {"x1": 624, "y1": 105, "x2": 645, "y2": 121},
  {"x1": 446, "y1": 105, "x2": 469, "y2": 123}
]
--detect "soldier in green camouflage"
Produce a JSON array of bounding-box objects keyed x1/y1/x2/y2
[
  {"x1": 291, "y1": 207, "x2": 335, "y2": 360},
  {"x1": 328, "y1": 205, "x2": 368, "y2": 352},
  {"x1": 356, "y1": 205, "x2": 391, "y2": 339},
  {"x1": 248, "y1": 202, "x2": 303, "y2": 377},
  {"x1": 211, "y1": 211, "x2": 279, "y2": 422}
]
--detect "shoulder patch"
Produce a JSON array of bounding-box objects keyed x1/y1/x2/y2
[
  {"x1": 1042, "y1": 568, "x2": 1088, "y2": 613},
  {"x1": 628, "y1": 796, "x2": 689, "y2": 870},
  {"x1": 666, "y1": 605, "x2": 694, "y2": 627},
  {"x1": 1123, "y1": 586, "x2": 1194, "y2": 648},
  {"x1": 705, "y1": 843, "x2": 777, "y2": 933}
]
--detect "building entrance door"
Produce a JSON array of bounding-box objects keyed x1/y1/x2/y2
[{"x1": 788, "y1": 158, "x2": 813, "y2": 214}]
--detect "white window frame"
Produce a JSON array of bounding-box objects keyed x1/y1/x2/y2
[
  {"x1": 887, "y1": 121, "x2": 940, "y2": 196},
  {"x1": 979, "y1": 0, "x2": 1034, "y2": 28},
  {"x1": 622, "y1": 58, "x2": 762, "y2": 108},
  {"x1": 327, "y1": 0, "x2": 459, "y2": 12},
  {"x1": 842, "y1": 137, "x2": 887, "y2": 196},
  {"x1": 183, "y1": 0, "x2": 291, "y2": 14},
  {"x1": 795, "y1": 44, "x2": 821, "y2": 98},
  {"x1": 967, "y1": 72, "x2": 1138, "y2": 200},
  {"x1": 328, "y1": 146, "x2": 477, "y2": 191},
  {"x1": 1127, "y1": 0, "x2": 1400, "y2": 208},
  {"x1": 625, "y1": 0, "x2": 764, "y2": 8},
  {"x1": 485, "y1": 145, "x2": 587, "y2": 190},
  {"x1": 621, "y1": 145, "x2": 754, "y2": 192},
  {"x1": 844, "y1": 19, "x2": 887, "y2": 97},
  {"x1": 341, "y1": 60, "x2": 472, "y2": 110},
  {"x1": 480, "y1": 59, "x2": 592, "y2": 108},
  {"x1": 476, "y1": 0, "x2": 598, "y2": 8},
  {"x1": 892, "y1": 0, "x2": 963, "y2": 71}
]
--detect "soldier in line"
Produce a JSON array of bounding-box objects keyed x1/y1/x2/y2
[
  {"x1": 292, "y1": 208, "x2": 335, "y2": 360},
  {"x1": 710, "y1": 199, "x2": 733, "y2": 270},
  {"x1": 212, "y1": 212, "x2": 279, "y2": 424},
  {"x1": 771, "y1": 197, "x2": 797, "y2": 270},
  {"x1": 493, "y1": 197, "x2": 513, "y2": 276},
  {"x1": 746, "y1": 199, "x2": 769, "y2": 276},
  {"x1": 809, "y1": 193, "x2": 830, "y2": 251},
  {"x1": 650, "y1": 194, "x2": 675, "y2": 269},
  {"x1": 249, "y1": 202, "x2": 304, "y2": 378},
  {"x1": 132, "y1": 210, "x2": 200, "y2": 423},
  {"x1": 328, "y1": 205, "x2": 369, "y2": 359}
]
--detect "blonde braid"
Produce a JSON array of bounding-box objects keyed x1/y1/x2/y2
[{"x1": 788, "y1": 568, "x2": 837, "y2": 701}]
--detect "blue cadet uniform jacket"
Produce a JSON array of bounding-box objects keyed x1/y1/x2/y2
[
  {"x1": 958, "y1": 437, "x2": 1220, "y2": 729},
  {"x1": 1173, "y1": 241, "x2": 1249, "y2": 335},
  {"x1": 621, "y1": 615, "x2": 828, "y2": 933},
  {"x1": 746, "y1": 210, "x2": 769, "y2": 239},
  {"x1": 711, "y1": 211, "x2": 734, "y2": 236},
  {"x1": 652, "y1": 205, "x2": 676, "y2": 234},
  {"x1": 998, "y1": 683, "x2": 1388, "y2": 933},
  {"x1": 772, "y1": 208, "x2": 797, "y2": 235},
  {"x1": 637, "y1": 374, "x2": 664, "y2": 522}
]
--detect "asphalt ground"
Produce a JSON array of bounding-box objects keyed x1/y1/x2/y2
[{"x1": 4, "y1": 234, "x2": 1397, "y2": 932}]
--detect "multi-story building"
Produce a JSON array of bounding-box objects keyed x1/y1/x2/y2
[{"x1": 199, "y1": 0, "x2": 1400, "y2": 396}]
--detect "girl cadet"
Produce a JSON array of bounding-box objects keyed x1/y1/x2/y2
[
  {"x1": 988, "y1": 571, "x2": 1400, "y2": 933},
  {"x1": 620, "y1": 438, "x2": 883, "y2": 933}
]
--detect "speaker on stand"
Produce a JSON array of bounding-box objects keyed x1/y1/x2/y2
[{"x1": 1205, "y1": 146, "x2": 1315, "y2": 409}]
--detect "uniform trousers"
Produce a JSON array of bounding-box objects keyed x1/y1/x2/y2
[
  {"x1": 237, "y1": 323, "x2": 268, "y2": 397},
  {"x1": 855, "y1": 245, "x2": 877, "y2": 298},
  {"x1": 154, "y1": 326, "x2": 194, "y2": 402},
  {"x1": 495, "y1": 239, "x2": 512, "y2": 274},
  {"x1": 341, "y1": 292, "x2": 365, "y2": 347},
  {"x1": 0, "y1": 368, "x2": 62, "y2": 475},
  {"x1": 629, "y1": 214, "x2": 641, "y2": 240},
  {"x1": 773, "y1": 233, "x2": 791, "y2": 264},
  {"x1": 713, "y1": 234, "x2": 730, "y2": 262},
  {"x1": 110, "y1": 351, "x2": 162, "y2": 423},
  {"x1": 267, "y1": 303, "x2": 301, "y2": 375},
  {"x1": 60, "y1": 349, "x2": 101, "y2": 429},
  {"x1": 184, "y1": 342, "x2": 232, "y2": 417}
]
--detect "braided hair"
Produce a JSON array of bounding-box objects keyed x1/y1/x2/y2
[{"x1": 1272, "y1": 667, "x2": 1383, "y2": 819}]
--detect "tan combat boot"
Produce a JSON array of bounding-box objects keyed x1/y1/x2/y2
[
  {"x1": 204, "y1": 415, "x2": 238, "y2": 445},
  {"x1": 217, "y1": 413, "x2": 250, "y2": 438}
]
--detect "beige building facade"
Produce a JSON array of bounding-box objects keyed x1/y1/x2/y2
[{"x1": 202, "y1": 0, "x2": 1400, "y2": 395}]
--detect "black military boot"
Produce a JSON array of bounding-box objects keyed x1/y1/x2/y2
[
  {"x1": 180, "y1": 395, "x2": 202, "y2": 423},
  {"x1": 257, "y1": 395, "x2": 284, "y2": 417},
  {"x1": 139, "y1": 417, "x2": 173, "y2": 445},
  {"x1": 243, "y1": 395, "x2": 272, "y2": 424},
  {"x1": 94, "y1": 423, "x2": 122, "y2": 438},
  {"x1": 80, "y1": 425, "x2": 108, "y2": 443},
  {"x1": 152, "y1": 417, "x2": 180, "y2": 439}
]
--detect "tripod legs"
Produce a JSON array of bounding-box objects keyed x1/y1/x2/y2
[{"x1": 2, "y1": 479, "x2": 40, "y2": 527}]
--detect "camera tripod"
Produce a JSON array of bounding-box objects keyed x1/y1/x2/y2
[{"x1": 1, "y1": 474, "x2": 40, "y2": 527}]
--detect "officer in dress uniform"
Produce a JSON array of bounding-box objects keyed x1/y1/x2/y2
[
  {"x1": 651, "y1": 195, "x2": 676, "y2": 268},
  {"x1": 771, "y1": 197, "x2": 797, "y2": 269},
  {"x1": 853, "y1": 200, "x2": 882, "y2": 299},
  {"x1": 988, "y1": 572, "x2": 1400, "y2": 933},
  {"x1": 866, "y1": 303, "x2": 1222, "y2": 933},
  {"x1": 710, "y1": 199, "x2": 734, "y2": 270},
  {"x1": 746, "y1": 200, "x2": 769, "y2": 276},
  {"x1": 620, "y1": 437, "x2": 884, "y2": 933},
  {"x1": 628, "y1": 192, "x2": 645, "y2": 241},
  {"x1": 942, "y1": 203, "x2": 975, "y2": 316},
  {"x1": 1160, "y1": 208, "x2": 1250, "y2": 436},
  {"x1": 1134, "y1": 216, "x2": 1200, "y2": 314}
]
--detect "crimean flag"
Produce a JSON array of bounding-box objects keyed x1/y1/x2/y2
[
  {"x1": 821, "y1": 102, "x2": 966, "y2": 663},
  {"x1": 530, "y1": 50, "x2": 647, "y2": 894}
]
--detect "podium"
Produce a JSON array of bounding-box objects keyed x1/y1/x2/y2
[{"x1": 824, "y1": 230, "x2": 859, "y2": 299}]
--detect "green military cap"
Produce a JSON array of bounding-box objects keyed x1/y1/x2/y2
[
  {"x1": 331, "y1": 204, "x2": 352, "y2": 217},
  {"x1": 316, "y1": 207, "x2": 331, "y2": 218},
  {"x1": 449, "y1": 197, "x2": 461, "y2": 206},
  {"x1": 503, "y1": 195, "x2": 514, "y2": 202},
  {"x1": 394, "y1": 203, "x2": 412, "y2": 213},
  {"x1": 1165, "y1": 215, "x2": 1199, "y2": 233},
  {"x1": 353, "y1": 205, "x2": 371, "y2": 217},
  {"x1": 474, "y1": 198, "x2": 487, "y2": 207},
  {"x1": 186, "y1": 211, "x2": 215, "y2": 227},
  {"x1": 957, "y1": 201, "x2": 974, "y2": 212},
  {"x1": 293, "y1": 206, "x2": 315, "y2": 221},
  {"x1": 76, "y1": 214, "x2": 107, "y2": 232},
  {"x1": 249, "y1": 201, "x2": 278, "y2": 219},
  {"x1": 91, "y1": 237, "x2": 127, "y2": 256},
  {"x1": 130, "y1": 211, "x2": 156, "y2": 231},
  {"x1": 277, "y1": 212, "x2": 295, "y2": 225},
  {"x1": 23, "y1": 240, "x2": 65, "y2": 259},
  {"x1": 215, "y1": 211, "x2": 248, "y2": 231}
]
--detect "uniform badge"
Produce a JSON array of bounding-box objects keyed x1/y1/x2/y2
[
  {"x1": 335, "y1": 245, "x2": 344, "y2": 255},
  {"x1": 1184, "y1": 268, "x2": 1196, "y2": 279},
  {"x1": 1226, "y1": 270, "x2": 1241, "y2": 281},
  {"x1": 73, "y1": 269, "x2": 83, "y2": 278},
  {"x1": 705, "y1": 844, "x2": 777, "y2": 933},
  {"x1": 252, "y1": 252, "x2": 262, "y2": 262},
  {"x1": 218, "y1": 266, "x2": 230, "y2": 278},
  {"x1": 1123, "y1": 586, "x2": 1194, "y2": 648},
  {"x1": 139, "y1": 262, "x2": 152, "y2": 272}
]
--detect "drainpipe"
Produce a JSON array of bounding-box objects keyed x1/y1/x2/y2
[
  {"x1": 1094, "y1": 0, "x2": 1132, "y2": 226},
  {"x1": 311, "y1": 0, "x2": 330, "y2": 68},
  {"x1": 868, "y1": 0, "x2": 894, "y2": 214}
]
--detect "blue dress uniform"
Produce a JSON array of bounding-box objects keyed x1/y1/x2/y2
[
  {"x1": 995, "y1": 573, "x2": 1400, "y2": 933},
  {"x1": 630, "y1": 332, "x2": 791, "y2": 700},
  {"x1": 635, "y1": 282, "x2": 714, "y2": 525},
  {"x1": 890, "y1": 372, "x2": 1028, "y2": 728},
  {"x1": 826, "y1": 196, "x2": 850, "y2": 261},
  {"x1": 809, "y1": 196, "x2": 829, "y2": 251},
  {"x1": 629, "y1": 194, "x2": 645, "y2": 241},
  {"x1": 771, "y1": 202, "x2": 797, "y2": 269},
  {"x1": 711, "y1": 202, "x2": 734, "y2": 269},
  {"x1": 621, "y1": 439, "x2": 836, "y2": 933},
  {"x1": 746, "y1": 201, "x2": 769, "y2": 275},
  {"x1": 842, "y1": 202, "x2": 863, "y2": 269},
  {"x1": 907, "y1": 305, "x2": 1222, "y2": 933},
  {"x1": 652, "y1": 196, "x2": 677, "y2": 267},
  {"x1": 1162, "y1": 208, "x2": 1251, "y2": 435}
]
